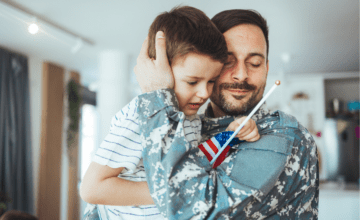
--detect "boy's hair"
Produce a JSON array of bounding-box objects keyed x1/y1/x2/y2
[
  {"x1": 211, "y1": 9, "x2": 269, "y2": 61},
  {"x1": 148, "y1": 6, "x2": 228, "y2": 65}
]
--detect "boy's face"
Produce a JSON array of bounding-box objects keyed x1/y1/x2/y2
[{"x1": 172, "y1": 53, "x2": 223, "y2": 116}]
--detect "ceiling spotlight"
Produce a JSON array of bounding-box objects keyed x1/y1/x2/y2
[
  {"x1": 28, "y1": 23, "x2": 39, "y2": 34},
  {"x1": 28, "y1": 17, "x2": 39, "y2": 34}
]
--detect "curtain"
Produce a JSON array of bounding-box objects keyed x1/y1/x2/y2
[{"x1": 0, "y1": 47, "x2": 34, "y2": 215}]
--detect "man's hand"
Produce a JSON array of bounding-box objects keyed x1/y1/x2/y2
[
  {"x1": 226, "y1": 117, "x2": 260, "y2": 142},
  {"x1": 134, "y1": 31, "x2": 174, "y2": 93}
]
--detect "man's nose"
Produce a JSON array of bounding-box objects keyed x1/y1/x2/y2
[{"x1": 231, "y1": 62, "x2": 248, "y2": 82}]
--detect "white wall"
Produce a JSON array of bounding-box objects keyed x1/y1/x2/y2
[
  {"x1": 28, "y1": 53, "x2": 135, "y2": 218},
  {"x1": 28, "y1": 57, "x2": 71, "y2": 218},
  {"x1": 28, "y1": 56, "x2": 43, "y2": 215},
  {"x1": 97, "y1": 50, "x2": 130, "y2": 144},
  {"x1": 60, "y1": 70, "x2": 71, "y2": 220}
]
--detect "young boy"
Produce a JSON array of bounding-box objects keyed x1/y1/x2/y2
[{"x1": 80, "y1": 6, "x2": 259, "y2": 220}]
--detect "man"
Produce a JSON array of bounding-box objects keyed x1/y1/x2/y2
[{"x1": 135, "y1": 9, "x2": 319, "y2": 219}]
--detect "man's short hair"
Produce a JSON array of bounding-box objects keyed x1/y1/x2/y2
[
  {"x1": 211, "y1": 9, "x2": 269, "y2": 60},
  {"x1": 148, "y1": 6, "x2": 228, "y2": 65}
]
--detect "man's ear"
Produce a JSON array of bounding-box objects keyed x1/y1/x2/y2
[{"x1": 266, "y1": 60, "x2": 269, "y2": 76}]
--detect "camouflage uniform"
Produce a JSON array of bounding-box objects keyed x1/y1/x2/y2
[{"x1": 138, "y1": 89, "x2": 319, "y2": 220}]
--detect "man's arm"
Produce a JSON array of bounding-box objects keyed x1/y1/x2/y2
[
  {"x1": 133, "y1": 33, "x2": 274, "y2": 218},
  {"x1": 137, "y1": 91, "x2": 318, "y2": 219},
  {"x1": 135, "y1": 33, "x2": 318, "y2": 219},
  {"x1": 136, "y1": 89, "x2": 300, "y2": 219},
  {"x1": 134, "y1": 31, "x2": 174, "y2": 93}
]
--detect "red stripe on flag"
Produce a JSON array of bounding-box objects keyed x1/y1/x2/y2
[
  {"x1": 198, "y1": 144, "x2": 213, "y2": 161},
  {"x1": 212, "y1": 145, "x2": 230, "y2": 168},
  {"x1": 206, "y1": 139, "x2": 219, "y2": 154}
]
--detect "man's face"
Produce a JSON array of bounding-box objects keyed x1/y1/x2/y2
[{"x1": 210, "y1": 24, "x2": 269, "y2": 117}]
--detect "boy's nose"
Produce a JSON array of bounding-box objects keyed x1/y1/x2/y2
[{"x1": 197, "y1": 85, "x2": 211, "y2": 100}]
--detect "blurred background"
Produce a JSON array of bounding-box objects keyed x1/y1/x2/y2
[{"x1": 0, "y1": 0, "x2": 358, "y2": 219}]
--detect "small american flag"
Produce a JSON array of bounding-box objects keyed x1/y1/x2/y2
[{"x1": 198, "y1": 131, "x2": 242, "y2": 168}]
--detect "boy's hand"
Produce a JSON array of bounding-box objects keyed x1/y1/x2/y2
[
  {"x1": 134, "y1": 31, "x2": 175, "y2": 93},
  {"x1": 225, "y1": 117, "x2": 260, "y2": 142}
]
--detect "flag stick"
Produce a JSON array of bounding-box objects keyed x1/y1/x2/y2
[{"x1": 210, "y1": 80, "x2": 281, "y2": 165}]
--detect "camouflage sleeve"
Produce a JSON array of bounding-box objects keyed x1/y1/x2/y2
[{"x1": 137, "y1": 88, "x2": 215, "y2": 219}]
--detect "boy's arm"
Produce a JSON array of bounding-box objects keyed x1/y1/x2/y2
[
  {"x1": 80, "y1": 162, "x2": 154, "y2": 206},
  {"x1": 80, "y1": 97, "x2": 155, "y2": 206}
]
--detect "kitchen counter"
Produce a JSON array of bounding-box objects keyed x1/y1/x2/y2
[{"x1": 319, "y1": 182, "x2": 359, "y2": 220}]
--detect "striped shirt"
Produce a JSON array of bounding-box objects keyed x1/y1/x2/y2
[{"x1": 85, "y1": 96, "x2": 202, "y2": 220}]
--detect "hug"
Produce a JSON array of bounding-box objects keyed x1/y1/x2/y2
[{"x1": 80, "y1": 6, "x2": 318, "y2": 220}]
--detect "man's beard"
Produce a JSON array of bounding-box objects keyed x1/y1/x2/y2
[{"x1": 210, "y1": 81, "x2": 265, "y2": 116}]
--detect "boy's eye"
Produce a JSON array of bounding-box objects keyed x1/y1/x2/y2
[
  {"x1": 187, "y1": 81, "x2": 197, "y2": 85},
  {"x1": 209, "y1": 80, "x2": 216, "y2": 84},
  {"x1": 251, "y1": 63, "x2": 261, "y2": 67}
]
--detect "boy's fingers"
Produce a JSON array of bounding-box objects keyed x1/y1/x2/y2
[
  {"x1": 237, "y1": 121, "x2": 256, "y2": 137},
  {"x1": 246, "y1": 134, "x2": 260, "y2": 142},
  {"x1": 238, "y1": 126, "x2": 259, "y2": 140},
  {"x1": 238, "y1": 120, "x2": 252, "y2": 134},
  {"x1": 226, "y1": 118, "x2": 249, "y2": 132},
  {"x1": 155, "y1": 31, "x2": 168, "y2": 66},
  {"x1": 225, "y1": 121, "x2": 238, "y2": 131},
  {"x1": 237, "y1": 128, "x2": 252, "y2": 139},
  {"x1": 138, "y1": 36, "x2": 149, "y2": 62},
  {"x1": 250, "y1": 132, "x2": 260, "y2": 141},
  {"x1": 226, "y1": 118, "x2": 260, "y2": 141},
  {"x1": 247, "y1": 120, "x2": 256, "y2": 130}
]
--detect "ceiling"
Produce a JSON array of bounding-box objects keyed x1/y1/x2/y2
[{"x1": 0, "y1": 0, "x2": 358, "y2": 86}]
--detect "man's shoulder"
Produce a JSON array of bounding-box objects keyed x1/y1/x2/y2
[
  {"x1": 274, "y1": 110, "x2": 315, "y2": 142},
  {"x1": 262, "y1": 110, "x2": 309, "y2": 134},
  {"x1": 258, "y1": 110, "x2": 317, "y2": 153},
  {"x1": 273, "y1": 110, "x2": 298, "y2": 128},
  {"x1": 261, "y1": 110, "x2": 299, "y2": 128}
]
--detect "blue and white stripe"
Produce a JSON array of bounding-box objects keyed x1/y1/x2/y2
[{"x1": 88, "y1": 97, "x2": 202, "y2": 219}]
